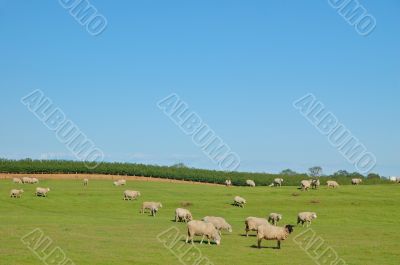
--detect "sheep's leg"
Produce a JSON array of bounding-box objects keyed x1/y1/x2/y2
[
  {"x1": 200, "y1": 235, "x2": 205, "y2": 244},
  {"x1": 257, "y1": 238, "x2": 262, "y2": 249},
  {"x1": 277, "y1": 240, "x2": 281, "y2": 249},
  {"x1": 245, "y1": 227, "x2": 249, "y2": 237}
]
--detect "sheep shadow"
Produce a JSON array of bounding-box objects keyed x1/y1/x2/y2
[
  {"x1": 240, "y1": 234, "x2": 256, "y2": 237},
  {"x1": 180, "y1": 239, "x2": 218, "y2": 245},
  {"x1": 250, "y1": 244, "x2": 279, "y2": 249}
]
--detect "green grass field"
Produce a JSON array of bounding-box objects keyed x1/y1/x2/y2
[{"x1": 1, "y1": 179, "x2": 399, "y2": 265}]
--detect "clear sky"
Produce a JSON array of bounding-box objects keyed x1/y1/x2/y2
[{"x1": 1, "y1": 0, "x2": 399, "y2": 176}]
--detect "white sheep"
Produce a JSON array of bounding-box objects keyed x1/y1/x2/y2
[
  {"x1": 297, "y1": 212, "x2": 317, "y2": 227},
  {"x1": 273, "y1": 178, "x2": 284, "y2": 187},
  {"x1": 225, "y1": 179, "x2": 232, "y2": 186},
  {"x1": 31, "y1": 178, "x2": 39, "y2": 184},
  {"x1": 141, "y1": 202, "x2": 163, "y2": 215},
  {"x1": 83, "y1": 178, "x2": 89, "y2": 186},
  {"x1": 256, "y1": 223, "x2": 294, "y2": 249},
  {"x1": 10, "y1": 189, "x2": 24, "y2": 198},
  {"x1": 202, "y1": 216, "x2": 232, "y2": 234},
  {"x1": 245, "y1": 217, "x2": 268, "y2": 237},
  {"x1": 175, "y1": 208, "x2": 193, "y2": 222},
  {"x1": 233, "y1": 196, "x2": 246, "y2": 207},
  {"x1": 114, "y1": 179, "x2": 126, "y2": 186},
  {"x1": 35, "y1": 187, "x2": 50, "y2": 197},
  {"x1": 123, "y1": 190, "x2": 140, "y2": 200},
  {"x1": 186, "y1": 220, "x2": 221, "y2": 245},
  {"x1": 311, "y1": 179, "x2": 320, "y2": 189},
  {"x1": 327, "y1": 180, "x2": 339, "y2": 188},
  {"x1": 351, "y1": 178, "x2": 363, "y2": 185},
  {"x1": 268, "y1": 213, "x2": 283, "y2": 226},
  {"x1": 22, "y1": 177, "x2": 32, "y2": 184},
  {"x1": 246, "y1": 179, "x2": 256, "y2": 187},
  {"x1": 12, "y1": 178, "x2": 22, "y2": 184},
  {"x1": 300, "y1": 180, "x2": 311, "y2": 191}
]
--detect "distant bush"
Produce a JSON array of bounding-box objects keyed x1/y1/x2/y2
[{"x1": 0, "y1": 159, "x2": 391, "y2": 186}]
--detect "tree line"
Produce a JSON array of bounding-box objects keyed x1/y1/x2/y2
[{"x1": 0, "y1": 159, "x2": 390, "y2": 186}]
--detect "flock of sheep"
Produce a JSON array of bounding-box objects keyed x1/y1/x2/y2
[{"x1": 7, "y1": 175, "x2": 365, "y2": 249}]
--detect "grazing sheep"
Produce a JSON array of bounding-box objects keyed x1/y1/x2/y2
[
  {"x1": 186, "y1": 220, "x2": 221, "y2": 245},
  {"x1": 257, "y1": 223, "x2": 294, "y2": 249},
  {"x1": 113, "y1": 179, "x2": 126, "y2": 186},
  {"x1": 311, "y1": 179, "x2": 320, "y2": 189},
  {"x1": 35, "y1": 187, "x2": 50, "y2": 197},
  {"x1": 123, "y1": 190, "x2": 140, "y2": 200},
  {"x1": 202, "y1": 216, "x2": 232, "y2": 234},
  {"x1": 300, "y1": 180, "x2": 311, "y2": 191},
  {"x1": 351, "y1": 178, "x2": 363, "y2": 185},
  {"x1": 245, "y1": 217, "x2": 268, "y2": 237},
  {"x1": 246, "y1": 179, "x2": 256, "y2": 187},
  {"x1": 150, "y1": 205, "x2": 159, "y2": 217},
  {"x1": 22, "y1": 177, "x2": 32, "y2": 184},
  {"x1": 175, "y1": 208, "x2": 193, "y2": 222},
  {"x1": 233, "y1": 196, "x2": 246, "y2": 207},
  {"x1": 141, "y1": 202, "x2": 163, "y2": 214},
  {"x1": 273, "y1": 178, "x2": 284, "y2": 187},
  {"x1": 31, "y1": 178, "x2": 39, "y2": 184},
  {"x1": 13, "y1": 178, "x2": 22, "y2": 184},
  {"x1": 10, "y1": 189, "x2": 24, "y2": 198},
  {"x1": 83, "y1": 178, "x2": 89, "y2": 186},
  {"x1": 225, "y1": 179, "x2": 232, "y2": 186},
  {"x1": 297, "y1": 212, "x2": 317, "y2": 227},
  {"x1": 268, "y1": 213, "x2": 283, "y2": 226},
  {"x1": 327, "y1": 180, "x2": 339, "y2": 188}
]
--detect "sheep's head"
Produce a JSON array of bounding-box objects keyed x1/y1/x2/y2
[
  {"x1": 213, "y1": 232, "x2": 221, "y2": 245},
  {"x1": 227, "y1": 225, "x2": 232, "y2": 233},
  {"x1": 285, "y1": 225, "x2": 294, "y2": 234},
  {"x1": 47, "y1": 188, "x2": 51, "y2": 192},
  {"x1": 312, "y1": 213, "x2": 317, "y2": 219},
  {"x1": 277, "y1": 214, "x2": 282, "y2": 221},
  {"x1": 137, "y1": 191, "x2": 141, "y2": 196},
  {"x1": 186, "y1": 213, "x2": 193, "y2": 221},
  {"x1": 158, "y1": 203, "x2": 163, "y2": 208},
  {"x1": 20, "y1": 189, "x2": 24, "y2": 193}
]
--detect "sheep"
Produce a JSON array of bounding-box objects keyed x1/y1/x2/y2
[
  {"x1": 141, "y1": 202, "x2": 163, "y2": 215},
  {"x1": 311, "y1": 179, "x2": 320, "y2": 189},
  {"x1": 113, "y1": 179, "x2": 126, "y2": 186},
  {"x1": 35, "y1": 187, "x2": 50, "y2": 197},
  {"x1": 186, "y1": 220, "x2": 221, "y2": 245},
  {"x1": 273, "y1": 178, "x2": 284, "y2": 187},
  {"x1": 256, "y1": 223, "x2": 294, "y2": 249},
  {"x1": 83, "y1": 178, "x2": 89, "y2": 186},
  {"x1": 31, "y1": 178, "x2": 39, "y2": 184},
  {"x1": 327, "y1": 180, "x2": 339, "y2": 188},
  {"x1": 123, "y1": 190, "x2": 140, "y2": 200},
  {"x1": 268, "y1": 213, "x2": 283, "y2": 226},
  {"x1": 245, "y1": 217, "x2": 268, "y2": 237},
  {"x1": 175, "y1": 208, "x2": 193, "y2": 222},
  {"x1": 10, "y1": 189, "x2": 24, "y2": 198},
  {"x1": 202, "y1": 216, "x2": 232, "y2": 234},
  {"x1": 297, "y1": 212, "x2": 317, "y2": 227},
  {"x1": 233, "y1": 196, "x2": 246, "y2": 207},
  {"x1": 351, "y1": 178, "x2": 363, "y2": 185},
  {"x1": 300, "y1": 180, "x2": 311, "y2": 191},
  {"x1": 246, "y1": 179, "x2": 256, "y2": 187},
  {"x1": 13, "y1": 178, "x2": 22, "y2": 184},
  {"x1": 225, "y1": 179, "x2": 232, "y2": 186},
  {"x1": 22, "y1": 177, "x2": 32, "y2": 184}
]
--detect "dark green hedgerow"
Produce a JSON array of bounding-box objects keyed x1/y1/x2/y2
[{"x1": 0, "y1": 159, "x2": 391, "y2": 186}]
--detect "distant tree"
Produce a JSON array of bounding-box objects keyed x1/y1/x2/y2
[
  {"x1": 280, "y1": 169, "x2": 298, "y2": 175},
  {"x1": 349, "y1": 172, "x2": 364, "y2": 178},
  {"x1": 308, "y1": 166, "x2": 322, "y2": 178},
  {"x1": 171, "y1": 163, "x2": 188, "y2": 168},
  {"x1": 367, "y1": 173, "x2": 380, "y2": 179},
  {"x1": 333, "y1": 170, "x2": 350, "y2": 176}
]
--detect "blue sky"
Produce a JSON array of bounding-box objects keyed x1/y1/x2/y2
[{"x1": 0, "y1": 0, "x2": 399, "y2": 175}]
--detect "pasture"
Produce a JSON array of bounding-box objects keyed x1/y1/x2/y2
[{"x1": 0, "y1": 177, "x2": 399, "y2": 265}]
